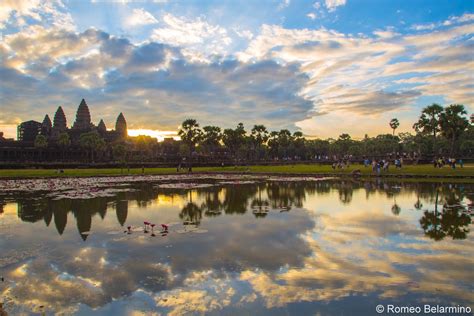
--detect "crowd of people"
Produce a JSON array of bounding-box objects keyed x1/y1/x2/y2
[
  {"x1": 364, "y1": 158, "x2": 403, "y2": 175},
  {"x1": 433, "y1": 157, "x2": 464, "y2": 169}
]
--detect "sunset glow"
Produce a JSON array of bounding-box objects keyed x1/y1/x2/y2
[
  {"x1": 0, "y1": 1, "x2": 471, "y2": 138},
  {"x1": 127, "y1": 129, "x2": 179, "y2": 141}
]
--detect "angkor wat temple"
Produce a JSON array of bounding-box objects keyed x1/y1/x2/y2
[
  {"x1": 18, "y1": 99, "x2": 127, "y2": 143},
  {"x1": 0, "y1": 99, "x2": 130, "y2": 162}
]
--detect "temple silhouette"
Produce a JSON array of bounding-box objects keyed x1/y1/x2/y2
[
  {"x1": 18, "y1": 99, "x2": 127, "y2": 143},
  {"x1": 0, "y1": 99, "x2": 141, "y2": 162}
]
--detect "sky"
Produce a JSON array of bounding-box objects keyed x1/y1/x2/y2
[{"x1": 0, "y1": 0, "x2": 473, "y2": 140}]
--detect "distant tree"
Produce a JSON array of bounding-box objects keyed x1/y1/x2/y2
[
  {"x1": 267, "y1": 131, "x2": 280, "y2": 158},
  {"x1": 34, "y1": 134, "x2": 48, "y2": 148},
  {"x1": 268, "y1": 129, "x2": 293, "y2": 158},
  {"x1": 334, "y1": 133, "x2": 353, "y2": 155},
  {"x1": 113, "y1": 143, "x2": 126, "y2": 160},
  {"x1": 389, "y1": 118, "x2": 400, "y2": 136},
  {"x1": 57, "y1": 132, "x2": 70, "y2": 160},
  {"x1": 179, "y1": 143, "x2": 191, "y2": 157},
  {"x1": 79, "y1": 131, "x2": 106, "y2": 162},
  {"x1": 291, "y1": 131, "x2": 306, "y2": 159},
  {"x1": 439, "y1": 104, "x2": 469, "y2": 156},
  {"x1": 222, "y1": 123, "x2": 247, "y2": 158},
  {"x1": 57, "y1": 132, "x2": 70, "y2": 147},
  {"x1": 459, "y1": 124, "x2": 474, "y2": 157},
  {"x1": 112, "y1": 143, "x2": 127, "y2": 173},
  {"x1": 201, "y1": 125, "x2": 222, "y2": 155},
  {"x1": 178, "y1": 119, "x2": 202, "y2": 154},
  {"x1": 338, "y1": 133, "x2": 351, "y2": 141},
  {"x1": 134, "y1": 135, "x2": 156, "y2": 160},
  {"x1": 413, "y1": 103, "x2": 443, "y2": 155},
  {"x1": 34, "y1": 134, "x2": 48, "y2": 161},
  {"x1": 250, "y1": 125, "x2": 269, "y2": 160}
]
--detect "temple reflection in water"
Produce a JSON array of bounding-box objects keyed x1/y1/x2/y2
[
  {"x1": 1, "y1": 179, "x2": 473, "y2": 315},
  {"x1": 7, "y1": 181, "x2": 473, "y2": 242}
]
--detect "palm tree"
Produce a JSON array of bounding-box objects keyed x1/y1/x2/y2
[
  {"x1": 439, "y1": 104, "x2": 469, "y2": 156},
  {"x1": 389, "y1": 118, "x2": 400, "y2": 136},
  {"x1": 57, "y1": 132, "x2": 70, "y2": 161},
  {"x1": 34, "y1": 134, "x2": 48, "y2": 148},
  {"x1": 178, "y1": 119, "x2": 202, "y2": 154},
  {"x1": 79, "y1": 131, "x2": 106, "y2": 162},
  {"x1": 222, "y1": 123, "x2": 247, "y2": 159},
  {"x1": 34, "y1": 134, "x2": 48, "y2": 161},
  {"x1": 112, "y1": 143, "x2": 127, "y2": 173},
  {"x1": 250, "y1": 125, "x2": 269, "y2": 160},
  {"x1": 201, "y1": 125, "x2": 222, "y2": 155},
  {"x1": 413, "y1": 103, "x2": 443, "y2": 155}
]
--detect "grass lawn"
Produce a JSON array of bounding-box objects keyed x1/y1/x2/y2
[{"x1": 0, "y1": 164, "x2": 473, "y2": 179}]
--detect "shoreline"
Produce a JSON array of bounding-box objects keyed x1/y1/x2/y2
[{"x1": 1, "y1": 169, "x2": 474, "y2": 183}]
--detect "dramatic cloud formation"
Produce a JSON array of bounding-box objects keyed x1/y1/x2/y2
[
  {"x1": 1, "y1": 26, "x2": 313, "y2": 130},
  {"x1": 0, "y1": 1, "x2": 472, "y2": 139}
]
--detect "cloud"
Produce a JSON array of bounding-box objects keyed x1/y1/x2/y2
[
  {"x1": 373, "y1": 27, "x2": 399, "y2": 39},
  {"x1": 443, "y1": 13, "x2": 474, "y2": 26},
  {"x1": 92, "y1": 0, "x2": 168, "y2": 2},
  {"x1": 0, "y1": 26, "x2": 314, "y2": 131},
  {"x1": 410, "y1": 13, "x2": 474, "y2": 31},
  {"x1": 307, "y1": 13, "x2": 317, "y2": 20},
  {"x1": 1, "y1": 4, "x2": 472, "y2": 138},
  {"x1": 236, "y1": 20, "x2": 473, "y2": 132},
  {"x1": 0, "y1": 0, "x2": 74, "y2": 30},
  {"x1": 410, "y1": 23, "x2": 436, "y2": 31},
  {"x1": 151, "y1": 13, "x2": 232, "y2": 59},
  {"x1": 0, "y1": 0, "x2": 41, "y2": 26},
  {"x1": 321, "y1": 89, "x2": 421, "y2": 115},
  {"x1": 324, "y1": 0, "x2": 346, "y2": 12},
  {"x1": 125, "y1": 8, "x2": 158, "y2": 27},
  {"x1": 278, "y1": 0, "x2": 291, "y2": 10},
  {"x1": 234, "y1": 28, "x2": 254, "y2": 40}
]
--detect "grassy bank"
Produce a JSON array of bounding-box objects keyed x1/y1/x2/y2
[{"x1": 0, "y1": 164, "x2": 473, "y2": 181}]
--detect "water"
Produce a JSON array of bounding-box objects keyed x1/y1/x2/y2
[{"x1": 0, "y1": 176, "x2": 473, "y2": 315}]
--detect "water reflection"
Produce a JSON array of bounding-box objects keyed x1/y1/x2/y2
[
  {"x1": 419, "y1": 186, "x2": 471, "y2": 241},
  {"x1": 7, "y1": 181, "x2": 472, "y2": 242},
  {"x1": 0, "y1": 179, "x2": 473, "y2": 315}
]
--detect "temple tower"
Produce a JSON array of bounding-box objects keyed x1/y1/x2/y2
[
  {"x1": 53, "y1": 106, "x2": 67, "y2": 131},
  {"x1": 115, "y1": 113, "x2": 127, "y2": 139},
  {"x1": 73, "y1": 99, "x2": 92, "y2": 130},
  {"x1": 97, "y1": 119, "x2": 107, "y2": 134},
  {"x1": 41, "y1": 114, "x2": 52, "y2": 136}
]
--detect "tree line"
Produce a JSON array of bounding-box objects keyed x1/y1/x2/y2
[
  {"x1": 34, "y1": 103, "x2": 472, "y2": 162},
  {"x1": 175, "y1": 103, "x2": 472, "y2": 161}
]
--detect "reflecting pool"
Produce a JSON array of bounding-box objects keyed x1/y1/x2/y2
[{"x1": 0, "y1": 176, "x2": 473, "y2": 315}]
